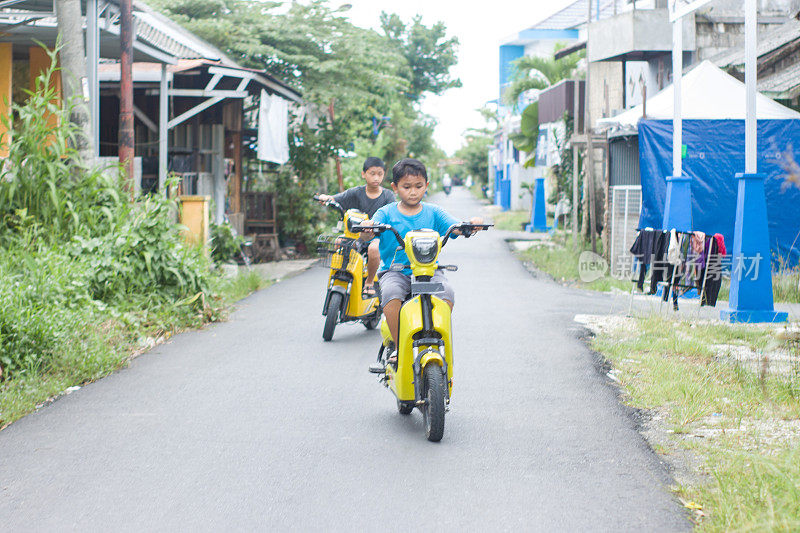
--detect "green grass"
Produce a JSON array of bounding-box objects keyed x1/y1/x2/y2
[
  {"x1": 0, "y1": 271, "x2": 271, "y2": 428},
  {"x1": 491, "y1": 209, "x2": 558, "y2": 232},
  {"x1": 517, "y1": 233, "x2": 631, "y2": 292},
  {"x1": 592, "y1": 315, "x2": 800, "y2": 529},
  {"x1": 715, "y1": 268, "x2": 800, "y2": 304},
  {"x1": 469, "y1": 182, "x2": 489, "y2": 201}
]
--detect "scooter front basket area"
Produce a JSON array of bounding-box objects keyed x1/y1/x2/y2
[{"x1": 316, "y1": 235, "x2": 362, "y2": 269}]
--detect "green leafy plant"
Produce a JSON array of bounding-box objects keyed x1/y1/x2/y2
[
  {"x1": 509, "y1": 102, "x2": 539, "y2": 164},
  {"x1": 210, "y1": 222, "x2": 245, "y2": 264},
  {"x1": 0, "y1": 47, "x2": 122, "y2": 242}
]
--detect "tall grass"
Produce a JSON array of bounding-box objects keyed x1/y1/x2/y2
[{"x1": 0, "y1": 49, "x2": 265, "y2": 424}]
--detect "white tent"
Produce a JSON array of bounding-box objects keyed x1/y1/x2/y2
[{"x1": 598, "y1": 60, "x2": 800, "y2": 129}]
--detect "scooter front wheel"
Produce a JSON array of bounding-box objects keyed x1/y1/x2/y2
[
  {"x1": 323, "y1": 292, "x2": 342, "y2": 341},
  {"x1": 422, "y1": 366, "x2": 446, "y2": 442}
]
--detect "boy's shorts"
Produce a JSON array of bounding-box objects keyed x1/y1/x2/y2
[{"x1": 377, "y1": 270, "x2": 454, "y2": 304}]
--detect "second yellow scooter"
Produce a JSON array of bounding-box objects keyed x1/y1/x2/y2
[{"x1": 315, "y1": 195, "x2": 381, "y2": 341}]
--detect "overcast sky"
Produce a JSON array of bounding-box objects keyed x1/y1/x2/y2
[{"x1": 343, "y1": 0, "x2": 575, "y2": 155}]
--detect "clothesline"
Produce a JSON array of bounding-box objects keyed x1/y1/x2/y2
[{"x1": 629, "y1": 228, "x2": 727, "y2": 311}]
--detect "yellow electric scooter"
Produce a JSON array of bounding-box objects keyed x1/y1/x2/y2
[
  {"x1": 314, "y1": 195, "x2": 381, "y2": 341},
  {"x1": 352, "y1": 221, "x2": 491, "y2": 442}
]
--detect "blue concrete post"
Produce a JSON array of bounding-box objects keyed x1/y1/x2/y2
[
  {"x1": 526, "y1": 177, "x2": 549, "y2": 232},
  {"x1": 720, "y1": 173, "x2": 787, "y2": 323},
  {"x1": 494, "y1": 166, "x2": 502, "y2": 207},
  {"x1": 661, "y1": 175, "x2": 692, "y2": 232}
]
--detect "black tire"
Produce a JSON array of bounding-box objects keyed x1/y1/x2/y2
[
  {"x1": 323, "y1": 292, "x2": 342, "y2": 341},
  {"x1": 397, "y1": 400, "x2": 414, "y2": 415},
  {"x1": 422, "y1": 366, "x2": 446, "y2": 442},
  {"x1": 363, "y1": 314, "x2": 380, "y2": 330}
]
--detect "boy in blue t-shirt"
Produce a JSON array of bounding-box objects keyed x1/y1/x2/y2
[{"x1": 366, "y1": 158, "x2": 485, "y2": 362}]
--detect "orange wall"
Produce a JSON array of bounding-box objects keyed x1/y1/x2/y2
[
  {"x1": 0, "y1": 43, "x2": 11, "y2": 157},
  {"x1": 28, "y1": 46, "x2": 61, "y2": 132}
]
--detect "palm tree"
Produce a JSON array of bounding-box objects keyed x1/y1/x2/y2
[
  {"x1": 502, "y1": 44, "x2": 584, "y2": 110},
  {"x1": 503, "y1": 44, "x2": 584, "y2": 164}
]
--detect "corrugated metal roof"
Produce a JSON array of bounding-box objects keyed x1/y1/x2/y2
[
  {"x1": 711, "y1": 18, "x2": 800, "y2": 68},
  {"x1": 528, "y1": 0, "x2": 631, "y2": 31},
  {"x1": 759, "y1": 61, "x2": 800, "y2": 98},
  {"x1": 132, "y1": 2, "x2": 233, "y2": 64}
]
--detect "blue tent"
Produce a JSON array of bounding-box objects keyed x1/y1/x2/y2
[{"x1": 638, "y1": 119, "x2": 800, "y2": 268}]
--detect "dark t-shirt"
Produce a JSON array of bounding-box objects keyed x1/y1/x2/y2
[{"x1": 333, "y1": 186, "x2": 395, "y2": 218}]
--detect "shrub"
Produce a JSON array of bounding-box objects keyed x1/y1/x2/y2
[
  {"x1": 72, "y1": 191, "x2": 212, "y2": 304},
  {"x1": 0, "y1": 243, "x2": 99, "y2": 376},
  {"x1": 210, "y1": 222, "x2": 244, "y2": 264}
]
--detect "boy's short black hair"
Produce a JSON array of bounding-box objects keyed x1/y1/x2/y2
[
  {"x1": 391, "y1": 158, "x2": 428, "y2": 184},
  {"x1": 362, "y1": 157, "x2": 385, "y2": 172}
]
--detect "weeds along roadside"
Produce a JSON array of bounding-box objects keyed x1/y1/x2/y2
[
  {"x1": 0, "y1": 52, "x2": 267, "y2": 428},
  {"x1": 589, "y1": 314, "x2": 800, "y2": 531}
]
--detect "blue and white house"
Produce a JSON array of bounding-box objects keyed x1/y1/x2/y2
[{"x1": 492, "y1": 0, "x2": 623, "y2": 212}]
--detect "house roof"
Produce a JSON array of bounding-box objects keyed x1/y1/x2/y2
[
  {"x1": 711, "y1": 17, "x2": 800, "y2": 69},
  {"x1": 598, "y1": 60, "x2": 800, "y2": 129},
  {"x1": 502, "y1": 0, "x2": 630, "y2": 46},
  {"x1": 0, "y1": 0, "x2": 301, "y2": 101},
  {"x1": 530, "y1": 0, "x2": 629, "y2": 31},
  {"x1": 758, "y1": 61, "x2": 800, "y2": 99},
  {"x1": 130, "y1": 2, "x2": 233, "y2": 64},
  {"x1": 97, "y1": 59, "x2": 302, "y2": 102},
  {"x1": 0, "y1": 1, "x2": 177, "y2": 63}
]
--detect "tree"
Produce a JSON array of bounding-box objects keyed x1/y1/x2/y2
[
  {"x1": 454, "y1": 134, "x2": 491, "y2": 185},
  {"x1": 148, "y1": 0, "x2": 455, "y2": 246},
  {"x1": 380, "y1": 12, "x2": 462, "y2": 101},
  {"x1": 54, "y1": 0, "x2": 93, "y2": 164},
  {"x1": 508, "y1": 102, "x2": 538, "y2": 163},
  {"x1": 502, "y1": 44, "x2": 584, "y2": 110}
]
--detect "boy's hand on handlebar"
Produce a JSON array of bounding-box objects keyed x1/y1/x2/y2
[
  {"x1": 358, "y1": 220, "x2": 376, "y2": 234},
  {"x1": 315, "y1": 194, "x2": 333, "y2": 203},
  {"x1": 454, "y1": 217, "x2": 488, "y2": 237}
]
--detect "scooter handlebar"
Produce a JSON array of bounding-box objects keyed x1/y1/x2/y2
[
  {"x1": 312, "y1": 195, "x2": 344, "y2": 217},
  {"x1": 350, "y1": 223, "x2": 404, "y2": 245},
  {"x1": 442, "y1": 222, "x2": 493, "y2": 246}
]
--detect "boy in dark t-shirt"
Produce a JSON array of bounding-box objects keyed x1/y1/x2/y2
[{"x1": 316, "y1": 157, "x2": 395, "y2": 297}]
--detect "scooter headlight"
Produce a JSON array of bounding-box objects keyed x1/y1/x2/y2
[{"x1": 411, "y1": 237, "x2": 439, "y2": 264}]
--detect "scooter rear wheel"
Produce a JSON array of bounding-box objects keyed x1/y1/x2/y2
[
  {"x1": 422, "y1": 366, "x2": 446, "y2": 442},
  {"x1": 323, "y1": 292, "x2": 342, "y2": 341}
]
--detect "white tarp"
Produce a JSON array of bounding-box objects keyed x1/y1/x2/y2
[
  {"x1": 258, "y1": 90, "x2": 290, "y2": 164},
  {"x1": 598, "y1": 60, "x2": 800, "y2": 129}
]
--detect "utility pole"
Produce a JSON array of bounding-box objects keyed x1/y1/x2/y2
[
  {"x1": 119, "y1": 0, "x2": 135, "y2": 197},
  {"x1": 54, "y1": 0, "x2": 93, "y2": 164},
  {"x1": 585, "y1": 0, "x2": 597, "y2": 253}
]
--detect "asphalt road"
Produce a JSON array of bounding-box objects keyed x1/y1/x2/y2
[{"x1": 0, "y1": 188, "x2": 690, "y2": 531}]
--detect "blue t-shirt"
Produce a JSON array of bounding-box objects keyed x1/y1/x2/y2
[{"x1": 372, "y1": 202, "x2": 460, "y2": 273}]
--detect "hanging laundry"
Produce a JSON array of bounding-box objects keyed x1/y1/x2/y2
[
  {"x1": 667, "y1": 229, "x2": 681, "y2": 265},
  {"x1": 630, "y1": 229, "x2": 658, "y2": 264},
  {"x1": 713, "y1": 233, "x2": 726, "y2": 257},
  {"x1": 691, "y1": 231, "x2": 706, "y2": 257},
  {"x1": 257, "y1": 91, "x2": 290, "y2": 164},
  {"x1": 630, "y1": 229, "x2": 665, "y2": 291},
  {"x1": 699, "y1": 238, "x2": 723, "y2": 307},
  {"x1": 649, "y1": 231, "x2": 670, "y2": 294}
]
